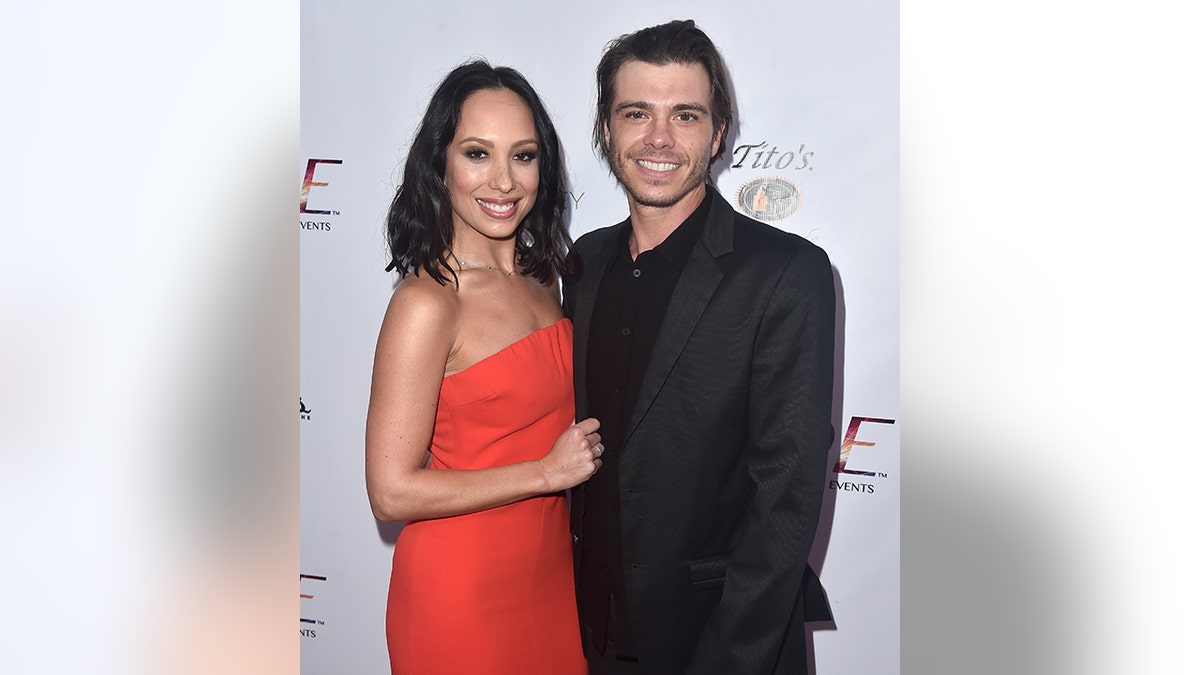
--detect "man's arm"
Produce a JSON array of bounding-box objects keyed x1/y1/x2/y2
[{"x1": 688, "y1": 243, "x2": 836, "y2": 674}]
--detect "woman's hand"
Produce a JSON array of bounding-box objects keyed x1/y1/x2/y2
[{"x1": 538, "y1": 417, "x2": 603, "y2": 492}]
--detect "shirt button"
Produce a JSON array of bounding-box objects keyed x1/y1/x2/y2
[
  {"x1": 632, "y1": 268, "x2": 642, "y2": 278},
  {"x1": 620, "y1": 327, "x2": 631, "y2": 336}
]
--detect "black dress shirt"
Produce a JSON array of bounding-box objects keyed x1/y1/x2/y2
[{"x1": 580, "y1": 188, "x2": 713, "y2": 657}]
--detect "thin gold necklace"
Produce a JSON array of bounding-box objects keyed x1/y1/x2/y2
[{"x1": 451, "y1": 253, "x2": 516, "y2": 276}]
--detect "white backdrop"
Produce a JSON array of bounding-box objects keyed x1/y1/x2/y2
[{"x1": 300, "y1": 1, "x2": 897, "y2": 673}]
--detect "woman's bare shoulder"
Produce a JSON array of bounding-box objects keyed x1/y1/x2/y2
[{"x1": 377, "y1": 272, "x2": 461, "y2": 348}]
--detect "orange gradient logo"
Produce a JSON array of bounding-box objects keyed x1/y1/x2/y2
[{"x1": 300, "y1": 159, "x2": 342, "y2": 214}]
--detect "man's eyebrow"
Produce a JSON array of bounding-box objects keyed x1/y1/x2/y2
[
  {"x1": 614, "y1": 101, "x2": 710, "y2": 115},
  {"x1": 614, "y1": 101, "x2": 651, "y2": 112}
]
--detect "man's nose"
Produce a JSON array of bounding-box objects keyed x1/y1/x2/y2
[{"x1": 645, "y1": 118, "x2": 675, "y2": 149}]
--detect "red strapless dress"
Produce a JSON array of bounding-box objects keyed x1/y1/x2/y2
[{"x1": 385, "y1": 318, "x2": 586, "y2": 674}]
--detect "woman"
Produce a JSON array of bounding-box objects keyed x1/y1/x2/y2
[{"x1": 365, "y1": 61, "x2": 600, "y2": 674}]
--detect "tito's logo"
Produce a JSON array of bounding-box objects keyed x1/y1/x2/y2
[
  {"x1": 735, "y1": 176, "x2": 803, "y2": 222},
  {"x1": 300, "y1": 159, "x2": 342, "y2": 215}
]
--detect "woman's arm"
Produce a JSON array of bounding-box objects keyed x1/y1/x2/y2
[{"x1": 365, "y1": 279, "x2": 601, "y2": 522}]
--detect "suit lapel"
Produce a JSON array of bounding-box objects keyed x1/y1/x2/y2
[{"x1": 624, "y1": 192, "x2": 736, "y2": 445}]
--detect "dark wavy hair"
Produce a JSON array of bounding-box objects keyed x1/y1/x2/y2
[
  {"x1": 593, "y1": 19, "x2": 734, "y2": 181},
  {"x1": 385, "y1": 60, "x2": 575, "y2": 285}
]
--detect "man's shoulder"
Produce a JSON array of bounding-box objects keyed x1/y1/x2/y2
[
  {"x1": 727, "y1": 208, "x2": 829, "y2": 267},
  {"x1": 572, "y1": 222, "x2": 624, "y2": 256}
]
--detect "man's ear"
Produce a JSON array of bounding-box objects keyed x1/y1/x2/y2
[{"x1": 710, "y1": 122, "x2": 727, "y2": 158}]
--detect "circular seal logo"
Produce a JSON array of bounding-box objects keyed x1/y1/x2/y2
[{"x1": 735, "y1": 176, "x2": 803, "y2": 222}]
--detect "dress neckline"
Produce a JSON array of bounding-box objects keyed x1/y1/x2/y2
[{"x1": 443, "y1": 317, "x2": 569, "y2": 381}]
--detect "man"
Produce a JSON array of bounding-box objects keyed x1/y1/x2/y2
[{"x1": 564, "y1": 19, "x2": 836, "y2": 675}]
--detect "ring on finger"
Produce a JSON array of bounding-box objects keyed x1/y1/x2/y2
[{"x1": 592, "y1": 444, "x2": 603, "y2": 458}]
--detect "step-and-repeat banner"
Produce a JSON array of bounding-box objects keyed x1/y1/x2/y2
[{"x1": 301, "y1": 2, "x2": 897, "y2": 672}]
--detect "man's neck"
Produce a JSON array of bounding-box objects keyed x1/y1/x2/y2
[{"x1": 626, "y1": 184, "x2": 707, "y2": 259}]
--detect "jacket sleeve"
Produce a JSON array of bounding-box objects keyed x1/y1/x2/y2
[{"x1": 687, "y1": 244, "x2": 836, "y2": 674}]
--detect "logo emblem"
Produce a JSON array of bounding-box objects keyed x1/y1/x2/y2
[
  {"x1": 300, "y1": 573, "x2": 326, "y2": 637},
  {"x1": 735, "y1": 176, "x2": 803, "y2": 222},
  {"x1": 300, "y1": 159, "x2": 343, "y2": 215}
]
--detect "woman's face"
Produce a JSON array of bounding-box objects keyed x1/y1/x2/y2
[{"x1": 445, "y1": 88, "x2": 540, "y2": 246}]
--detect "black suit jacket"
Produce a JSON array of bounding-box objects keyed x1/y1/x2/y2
[{"x1": 564, "y1": 190, "x2": 835, "y2": 675}]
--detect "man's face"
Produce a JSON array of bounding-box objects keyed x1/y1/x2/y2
[{"x1": 604, "y1": 61, "x2": 723, "y2": 209}]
